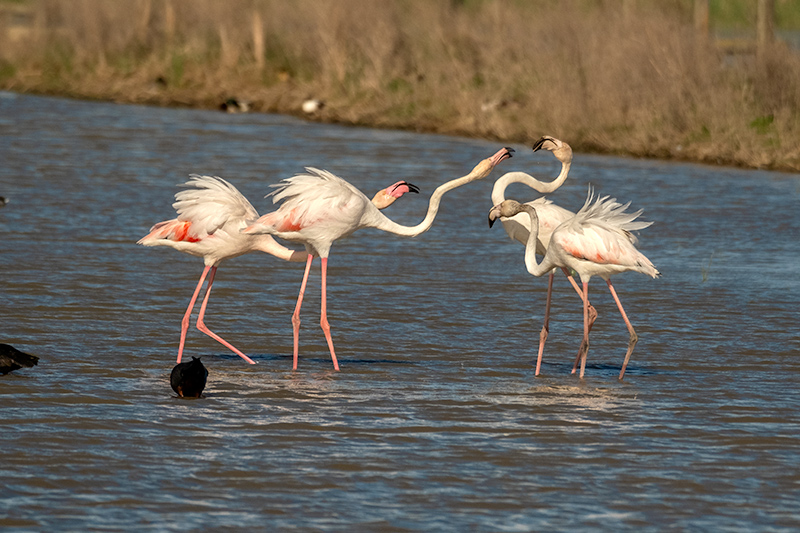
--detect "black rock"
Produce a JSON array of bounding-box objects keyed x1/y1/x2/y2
[
  {"x1": 0, "y1": 344, "x2": 39, "y2": 375},
  {"x1": 170, "y1": 357, "x2": 208, "y2": 398}
]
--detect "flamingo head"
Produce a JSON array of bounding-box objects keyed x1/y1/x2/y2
[
  {"x1": 488, "y1": 199, "x2": 534, "y2": 228},
  {"x1": 469, "y1": 147, "x2": 514, "y2": 181},
  {"x1": 532, "y1": 135, "x2": 573, "y2": 165},
  {"x1": 371, "y1": 180, "x2": 421, "y2": 209}
]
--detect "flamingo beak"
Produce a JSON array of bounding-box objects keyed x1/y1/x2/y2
[
  {"x1": 488, "y1": 205, "x2": 502, "y2": 228},
  {"x1": 531, "y1": 136, "x2": 554, "y2": 152}
]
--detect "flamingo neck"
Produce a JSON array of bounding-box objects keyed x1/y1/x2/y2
[
  {"x1": 520, "y1": 205, "x2": 553, "y2": 277},
  {"x1": 370, "y1": 172, "x2": 481, "y2": 237},
  {"x1": 254, "y1": 234, "x2": 308, "y2": 262},
  {"x1": 491, "y1": 160, "x2": 571, "y2": 204}
]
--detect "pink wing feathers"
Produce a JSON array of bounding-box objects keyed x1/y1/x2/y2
[
  {"x1": 140, "y1": 175, "x2": 259, "y2": 244},
  {"x1": 555, "y1": 188, "x2": 659, "y2": 275}
]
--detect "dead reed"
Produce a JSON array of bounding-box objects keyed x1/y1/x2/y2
[{"x1": 1, "y1": 0, "x2": 798, "y2": 170}]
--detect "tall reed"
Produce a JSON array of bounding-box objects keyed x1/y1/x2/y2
[{"x1": 1, "y1": 0, "x2": 798, "y2": 170}]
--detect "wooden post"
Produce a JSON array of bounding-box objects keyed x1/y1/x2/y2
[
  {"x1": 164, "y1": 0, "x2": 175, "y2": 43},
  {"x1": 252, "y1": 7, "x2": 264, "y2": 69},
  {"x1": 757, "y1": 0, "x2": 774, "y2": 58},
  {"x1": 694, "y1": 0, "x2": 709, "y2": 42},
  {"x1": 137, "y1": 0, "x2": 152, "y2": 42}
]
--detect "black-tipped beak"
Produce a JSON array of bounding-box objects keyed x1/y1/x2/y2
[
  {"x1": 488, "y1": 215, "x2": 496, "y2": 228},
  {"x1": 531, "y1": 136, "x2": 552, "y2": 152},
  {"x1": 404, "y1": 182, "x2": 421, "y2": 194},
  {"x1": 503, "y1": 147, "x2": 515, "y2": 160}
]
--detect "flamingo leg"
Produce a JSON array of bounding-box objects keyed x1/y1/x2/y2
[
  {"x1": 195, "y1": 266, "x2": 256, "y2": 365},
  {"x1": 177, "y1": 265, "x2": 212, "y2": 364},
  {"x1": 564, "y1": 268, "x2": 598, "y2": 373},
  {"x1": 291, "y1": 255, "x2": 314, "y2": 370},
  {"x1": 562, "y1": 268, "x2": 598, "y2": 329},
  {"x1": 319, "y1": 257, "x2": 340, "y2": 371},
  {"x1": 606, "y1": 280, "x2": 638, "y2": 381},
  {"x1": 535, "y1": 270, "x2": 555, "y2": 376},
  {"x1": 576, "y1": 281, "x2": 590, "y2": 378}
]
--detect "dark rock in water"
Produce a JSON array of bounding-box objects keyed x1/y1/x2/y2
[
  {"x1": 0, "y1": 344, "x2": 39, "y2": 375},
  {"x1": 170, "y1": 356, "x2": 208, "y2": 398},
  {"x1": 0, "y1": 196, "x2": 7, "y2": 207}
]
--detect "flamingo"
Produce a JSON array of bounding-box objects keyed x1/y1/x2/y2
[
  {"x1": 139, "y1": 175, "x2": 419, "y2": 365},
  {"x1": 489, "y1": 188, "x2": 659, "y2": 380},
  {"x1": 244, "y1": 147, "x2": 514, "y2": 371},
  {"x1": 491, "y1": 135, "x2": 597, "y2": 375}
]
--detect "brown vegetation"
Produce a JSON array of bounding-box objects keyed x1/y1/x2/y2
[{"x1": 1, "y1": 0, "x2": 799, "y2": 170}]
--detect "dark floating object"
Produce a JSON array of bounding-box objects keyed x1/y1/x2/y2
[
  {"x1": 219, "y1": 98, "x2": 250, "y2": 113},
  {"x1": 0, "y1": 344, "x2": 39, "y2": 375},
  {"x1": 0, "y1": 196, "x2": 7, "y2": 207},
  {"x1": 170, "y1": 356, "x2": 208, "y2": 398}
]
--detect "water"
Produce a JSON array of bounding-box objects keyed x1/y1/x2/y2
[{"x1": 1, "y1": 92, "x2": 799, "y2": 531}]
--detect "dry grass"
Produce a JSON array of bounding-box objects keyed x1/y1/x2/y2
[{"x1": 1, "y1": 0, "x2": 799, "y2": 170}]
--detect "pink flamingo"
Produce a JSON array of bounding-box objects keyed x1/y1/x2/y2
[
  {"x1": 244, "y1": 147, "x2": 514, "y2": 371},
  {"x1": 491, "y1": 135, "x2": 599, "y2": 374},
  {"x1": 489, "y1": 188, "x2": 659, "y2": 380},
  {"x1": 139, "y1": 175, "x2": 418, "y2": 365}
]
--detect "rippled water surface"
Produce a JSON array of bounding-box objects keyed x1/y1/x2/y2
[{"x1": 2, "y1": 92, "x2": 800, "y2": 531}]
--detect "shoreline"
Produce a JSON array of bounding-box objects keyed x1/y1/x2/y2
[
  {"x1": 7, "y1": 86, "x2": 798, "y2": 174},
  {"x1": 2, "y1": 1, "x2": 799, "y2": 173}
]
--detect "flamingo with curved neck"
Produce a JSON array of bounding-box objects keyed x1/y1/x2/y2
[
  {"x1": 245, "y1": 147, "x2": 514, "y2": 370},
  {"x1": 490, "y1": 136, "x2": 598, "y2": 374},
  {"x1": 489, "y1": 190, "x2": 659, "y2": 380}
]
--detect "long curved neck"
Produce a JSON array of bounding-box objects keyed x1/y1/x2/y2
[
  {"x1": 369, "y1": 173, "x2": 481, "y2": 237},
  {"x1": 520, "y1": 205, "x2": 553, "y2": 277},
  {"x1": 491, "y1": 160, "x2": 571, "y2": 204}
]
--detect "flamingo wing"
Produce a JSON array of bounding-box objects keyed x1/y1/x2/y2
[
  {"x1": 173, "y1": 175, "x2": 259, "y2": 239},
  {"x1": 266, "y1": 168, "x2": 368, "y2": 232}
]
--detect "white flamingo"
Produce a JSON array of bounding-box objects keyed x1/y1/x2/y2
[
  {"x1": 489, "y1": 188, "x2": 659, "y2": 380},
  {"x1": 491, "y1": 135, "x2": 597, "y2": 374},
  {"x1": 244, "y1": 147, "x2": 514, "y2": 371},
  {"x1": 139, "y1": 175, "x2": 419, "y2": 365}
]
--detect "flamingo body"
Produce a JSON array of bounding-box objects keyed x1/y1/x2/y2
[
  {"x1": 139, "y1": 175, "x2": 307, "y2": 365},
  {"x1": 245, "y1": 148, "x2": 514, "y2": 371}
]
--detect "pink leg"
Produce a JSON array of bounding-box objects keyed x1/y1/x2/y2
[
  {"x1": 535, "y1": 270, "x2": 555, "y2": 376},
  {"x1": 177, "y1": 265, "x2": 212, "y2": 364},
  {"x1": 291, "y1": 255, "x2": 314, "y2": 370},
  {"x1": 575, "y1": 281, "x2": 590, "y2": 378},
  {"x1": 195, "y1": 266, "x2": 256, "y2": 365},
  {"x1": 606, "y1": 280, "x2": 638, "y2": 381},
  {"x1": 319, "y1": 257, "x2": 340, "y2": 371},
  {"x1": 564, "y1": 268, "x2": 598, "y2": 374}
]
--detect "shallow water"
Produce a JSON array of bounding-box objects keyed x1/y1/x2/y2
[{"x1": 1, "y1": 92, "x2": 799, "y2": 531}]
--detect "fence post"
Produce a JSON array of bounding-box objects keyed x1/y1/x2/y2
[
  {"x1": 252, "y1": 7, "x2": 264, "y2": 69},
  {"x1": 694, "y1": 0, "x2": 709, "y2": 42},
  {"x1": 757, "y1": 0, "x2": 774, "y2": 58}
]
